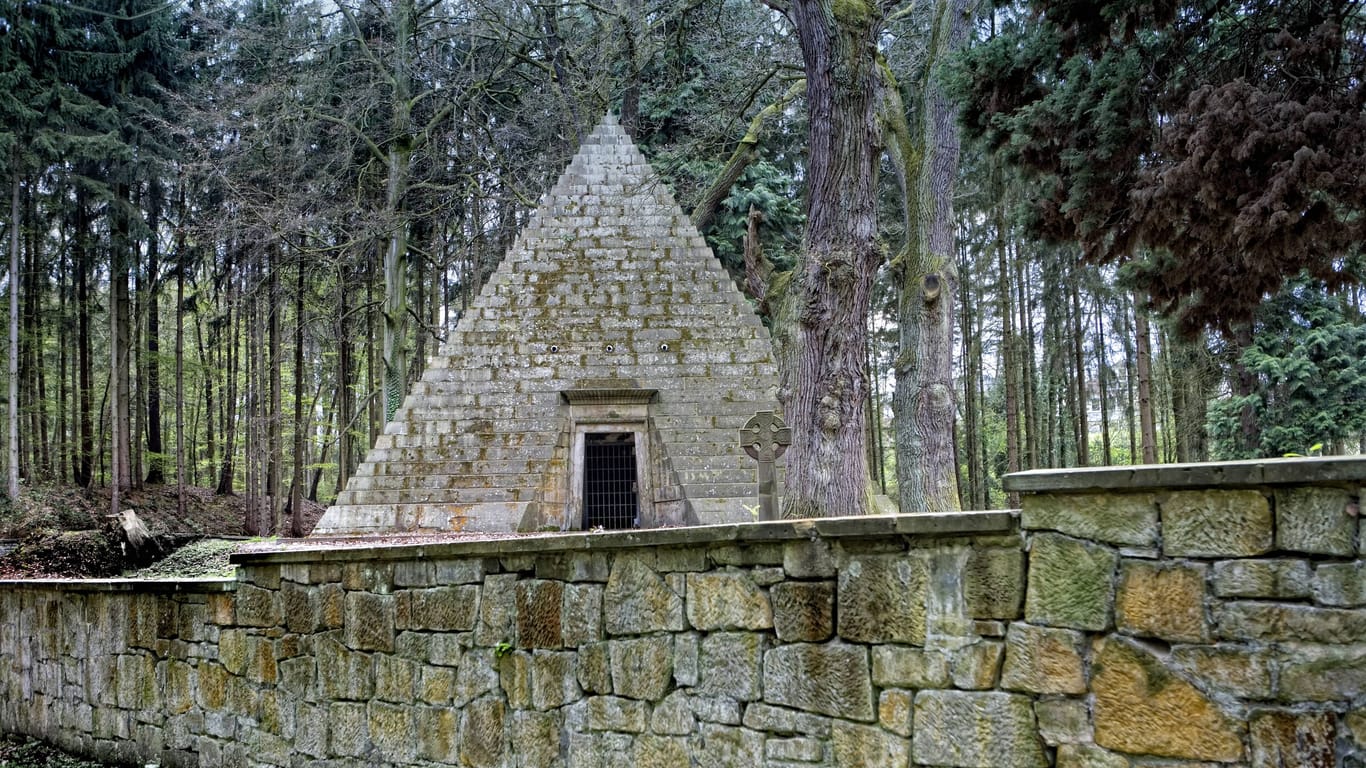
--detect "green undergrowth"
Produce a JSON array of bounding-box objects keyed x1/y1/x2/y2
[{"x1": 125, "y1": 538, "x2": 245, "y2": 579}]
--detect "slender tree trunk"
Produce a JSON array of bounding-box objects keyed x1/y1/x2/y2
[
  {"x1": 957, "y1": 242, "x2": 981, "y2": 508},
  {"x1": 290, "y1": 255, "x2": 307, "y2": 536},
  {"x1": 336, "y1": 275, "x2": 355, "y2": 492},
  {"x1": 111, "y1": 182, "x2": 134, "y2": 513},
  {"x1": 76, "y1": 193, "x2": 94, "y2": 488},
  {"x1": 26, "y1": 192, "x2": 50, "y2": 480},
  {"x1": 995, "y1": 175, "x2": 1020, "y2": 504},
  {"x1": 1070, "y1": 278, "x2": 1088, "y2": 466},
  {"x1": 216, "y1": 250, "x2": 239, "y2": 496},
  {"x1": 175, "y1": 225, "x2": 186, "y2": 519},
  {"x1": 7, "y1": 171, "x2": 20, "y2": 500},
  {"x1": 1134, "y1": 296, "x2": 1158, "y2": 463},
  {"x1": 894, "y1": 0, "x2": 974, "y2": 513},
  {"x1": 1120, "y1": 294, "x2": 1138, "y2": 463},
  {"x1": 1095, "y1": 293, "x2": 1113, "y2": 465},
  {"x1": 268, "y1": 248, "x2": 283, "y2": 532},
  {"x1": 57, "y1": 248, "x2": 69, "y2": 484},
  {"x1": 198, "y1": 299, "x2": 216, "y2": 492},
  {"x1": 145, "y1": 185, "x2": 165, "y2": 484},
  {"x1": 781, "y1": 0, "x2": 886, "y2": 518},
  {"x1": 1017, "y1": 247, "x2": 1038, "y2": 468}
]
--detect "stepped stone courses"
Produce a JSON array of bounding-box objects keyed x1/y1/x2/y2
[{"x1": 315, "y1": 113, "x2": 781, "y2": 535}]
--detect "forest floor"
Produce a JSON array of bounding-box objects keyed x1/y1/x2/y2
[
  {"x1": 0, "y1": 484, "x2": 327, "y2": 579},
  {"x1": 0, "y1": 735, "x2": 115, "y2": 768}
]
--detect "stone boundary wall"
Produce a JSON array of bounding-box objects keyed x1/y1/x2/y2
[{"x1": 2, "y1": 457, "x2": 1365, "y2": 767}]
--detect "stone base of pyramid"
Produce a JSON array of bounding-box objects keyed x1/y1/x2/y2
[{"x1": 312, "y1": 114, "x2": 783, "y2": 537}]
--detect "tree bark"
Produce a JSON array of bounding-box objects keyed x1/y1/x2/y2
[
  {"x1": 995, "y1": 171, "x2": 1020, "y2": 504},
  {"x1": 290, "y1": 255, "x2": 307, "y2": 536},
  {"x1": 111, "y1": 182, "x2": 134, "y2": 512},
  {"x1": 1134, "y1": 296, "x2": 1158, "y2": 463},
  {"x1": 175, "y1": 215, "x2": 186, "y2": 519},
  {"x1": 1070, "y1": 277, "x2": 1088, "y2": 466},
  {"x1": 8, "y1": 171, "x2": 20, "y2": 500},
  {"x1": 145, "y1": 184, "x2": 165, "y2": 484},
  {"x1": 780, "y1": 0, "x2": 886, "y2": 518},
  {"x1": 75, "y1": 192, "x2": 94, "y2": 489},
  {"x1": 893, "y1": 0, "x2": 974, "y2": 513}
]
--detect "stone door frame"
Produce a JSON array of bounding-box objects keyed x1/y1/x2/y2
[{"x1": 561, "y1": 386, "x2": 658, "y2": 530}]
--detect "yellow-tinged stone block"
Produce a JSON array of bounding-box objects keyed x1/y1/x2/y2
[
  {"x1": 1093, "y1": 637, "x2": 1243, "y2": 762},
  {"x1": 1115, "y1": 561, "x2": 1210, "y2": 643},
  {"x1": 207, "y1": 593, "x2": 235, "y2": 626}
]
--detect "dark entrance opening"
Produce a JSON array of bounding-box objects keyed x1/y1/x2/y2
[{"x1": 583, "y1": 432, "x2": 639, "y2": 529}]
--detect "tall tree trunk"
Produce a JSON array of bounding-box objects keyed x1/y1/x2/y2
[
  {"x1": 1017, "y1": 246, "x2": 1039, "y2": 468},
  {"x1": 958, "y1": 241, "x2": 982, "y2": 508},
  {"x1": 894, "y1": 0, "x2": 974, "y2": 513},
  {"x1": 75, "y1": 192, "x2": 94, "y2": 488},
  {"x1": 215, "y1": 250, "x2": 238, "y2": 496},
  {"x1": 268, "y1": 247, "x2": 283, "y2": 532},
  {"x1": 780, "y1": 0, "x2": 886, "y2": 518},
  {"x1": 26, "y1": 187, "x2": 50, "y2": 480},
  {"x1": 1070, "y1": 277, "x2": 1088, "y2": 466},
  {"x1": 1095, "y1": 292, "x2": 1113, "y2": 465},
  {"x1": 57, "y1": 245, "x2": 69, "y2": 485},
  {"x1": 336, "y1": 275, "x2": 355, "y2": 492},
  {"x1": 7, "y1": 171, "x2": 20, "y2": 500},
  {"x1": 1134, "y1": 296, "x2": 1158, "y2": 463},
  {"x1": 381, "y1": 0, "x2": 414, "y2": 426},
  {"x1": 995, "y1": 174, "x2": 1020, "y2": 504},
  {"x1": 111, "y1": 182, "x2": 134, "y2": 513},
  {"x1": 1120, "y1": 293, "x2": 1138, "y2": 463},
  {"x1": 175, "y1": 222, "x2": 186, "y2": 519},
  {"x1": 290, "y1": 256, "x2": 307, "y2": 536},
  {"x1": 1169, "y1": 332, "x2": 1212, "y2": 462},
  {"x1": 145, "y1": 184, "x2": 165, "y2": 484}
]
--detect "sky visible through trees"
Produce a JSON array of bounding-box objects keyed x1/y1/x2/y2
[{"x1": 0, "y1": 0, "x2": 1362, "y2": 526}]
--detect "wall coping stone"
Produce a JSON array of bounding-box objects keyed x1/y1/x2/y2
[
  {"x1": 1003, "y1": 456, "x2": 1366, "y2": 493},
  {"x1": 0, "y1": 577, "x2": 237, "y2": 592},
  {"x1": 232, "y1": 511, "x2": 1018, "y2": 566}
]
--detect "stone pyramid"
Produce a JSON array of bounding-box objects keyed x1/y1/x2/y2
[{"x1": 312, "y1": 113, "x2": 783, "y2": 535}]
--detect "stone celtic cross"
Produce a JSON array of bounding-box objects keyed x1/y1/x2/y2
[{"x1": 740, "y1": 410, "x2": 791, "y2": 521}]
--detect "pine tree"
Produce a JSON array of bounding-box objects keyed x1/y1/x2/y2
[{"x1": 955, "y1": 0, "x2": 1366, "y2": 333}]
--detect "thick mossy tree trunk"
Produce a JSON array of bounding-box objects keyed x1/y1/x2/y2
[
  {"x1": 893, "y1": 0, "x2": 973, "y2": 513},
  {"x1": 781, "y1": 0, "x2": 884, "y2": 518}
]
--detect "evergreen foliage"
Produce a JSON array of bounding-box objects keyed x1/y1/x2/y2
[
  {"x1": 955, "y1": 0, "x2": 1366, "y2": 333},
  {"x1": 1208, "y1": 276, "x2": 1366, "y2": 459}
]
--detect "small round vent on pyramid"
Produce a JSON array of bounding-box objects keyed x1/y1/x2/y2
[{"x1": 312, "y1": 113, "x2": 783, "y2": 536}]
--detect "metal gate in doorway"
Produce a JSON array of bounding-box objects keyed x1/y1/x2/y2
[{"x1": 582, "y1": 432, "x2": 638, "y2": 529}]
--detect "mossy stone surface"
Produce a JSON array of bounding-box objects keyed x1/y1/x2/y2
[{"x1": 1024, "y1": 533, "x2": 1118, "y2": 631}]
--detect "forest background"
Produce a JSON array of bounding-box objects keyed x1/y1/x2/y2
[{"x1": 0, "y1": 0, "x2": 1363, "y2": 536}]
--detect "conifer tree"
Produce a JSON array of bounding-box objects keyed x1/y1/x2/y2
[{"x1": 956, "y1": 0, "x2": 1366, "y2": 333}]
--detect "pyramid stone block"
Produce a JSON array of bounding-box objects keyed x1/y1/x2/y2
[{"x1": 312, "y1": 113, "x2": 781, "y2": 535}]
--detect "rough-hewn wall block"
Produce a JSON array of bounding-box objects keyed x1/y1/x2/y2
[
  {"x1": 1024, "y1": 533, "x2": 1118, "y2": 631},
  {"x1": 1021, "y1": 492, "x2": 1158, "y2": 546},
  {"x1": 763, "y1": 642, "x2": 874, "y2": 721},
  {"x1": 912, "y1": 691, "x2": 1049, "y2": 768},
  {"x1": 1276, "y1": 487, "x2": 1356, "y2": 555},
  {"x1": 1114, "y1": 560, "x2": 1209, "y2": 642},
  {"x1": 1092, "y1": 637, "x2": 1244, "y2": 761},
  {"x1": 838, "y1": 555, "x2": 928, "y2": 644},
  {"x1": 1163, "y1": 489, "x2": 1273, "y2": 557}
]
